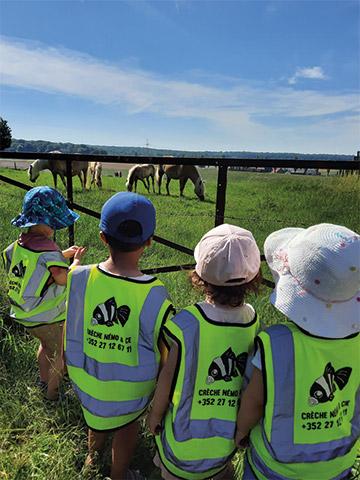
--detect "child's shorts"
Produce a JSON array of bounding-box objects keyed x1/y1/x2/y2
[
  {"x1": 153, "y1": 451, "x2": 233, "y2": 480},
  {"x1": 26, "y1": 321, "x2": 64, "y2": 353},
  {"x1": 241, "y1": 457, "x2": 257, "y2": 480}
]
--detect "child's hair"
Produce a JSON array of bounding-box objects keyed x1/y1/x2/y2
[
  {"x1": 190, "y1": 269, "x2": 263, "y2": 307},
  {"x1": 103, "y1": 232, "x2": 152, "y2": 253}
]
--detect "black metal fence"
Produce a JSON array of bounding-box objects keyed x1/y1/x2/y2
[{"x1": 1, "y1": 150, "x2": 359, "y2": 288}]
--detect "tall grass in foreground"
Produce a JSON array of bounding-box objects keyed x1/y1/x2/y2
[{"x1": 0, "y1": 168, "x2": 359, "y2": 479}]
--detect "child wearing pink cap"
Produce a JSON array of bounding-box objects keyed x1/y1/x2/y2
[
  {"x1": 235, "y1": 223, "x2": 360, "y2": 480},
  {"x1": 148, "y1": 224, "x2": 263, "y2": 480}
]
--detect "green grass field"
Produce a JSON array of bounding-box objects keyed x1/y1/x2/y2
[{"x1": 0, "y1": 166, "x2": 359, "y2": 479}]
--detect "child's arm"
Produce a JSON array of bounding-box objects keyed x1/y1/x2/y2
[
  {"x1": 235, "y1": 367, "x2": 264, "y2": 449},
  {"x1": 158, "y1": 337, "x2": 169, "y2": 372},
  {"x1": 50, "y1": 246, "x2": 86, "y2": 286},
  {"x1": 147, "y1": 343, "x2": 178, "y2": 435}
]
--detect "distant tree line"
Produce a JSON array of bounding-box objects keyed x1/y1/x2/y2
[
  {"x1": 4, "y1": 138, "x2": 353, "y2": 161},
  {"x1": 8, "y1": 139, "x2": 108, "y2": 156},
  {"x1": 94, "y1": 144, "x2": 353, "y2": 161}
]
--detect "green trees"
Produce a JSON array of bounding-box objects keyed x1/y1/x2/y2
[{"x1": 0, "y1": 117, "x2": 12, "y2": 150}]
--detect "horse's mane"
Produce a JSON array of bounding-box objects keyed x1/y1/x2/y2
[{"x1": 127, "y1": 165, "x2": 140, "y2": 184}]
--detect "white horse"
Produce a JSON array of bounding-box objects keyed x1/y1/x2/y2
[
  {"x1": 28, "y1": 158, "x2": 88, "y2": 190},
  {"x1": 156, "y1": 164, "x2": 205, "y2": 201},
  {"x1": 86, "y1": 161, "x2": 103, "y2": 189},
  {"x1": 126, "y1": 164, "x2": 155, "y2": 193}
]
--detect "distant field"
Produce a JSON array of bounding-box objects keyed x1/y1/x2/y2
[{"x1": 0, "y1": 167, "x2": 359, "y2": 479}]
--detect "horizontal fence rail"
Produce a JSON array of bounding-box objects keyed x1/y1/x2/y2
[
  {"x1": 1, "y1": 150, "x2": 359, "y2": 289},
  {"x1": 1, "y1": 150, "x2": 359, "y2": 169}
]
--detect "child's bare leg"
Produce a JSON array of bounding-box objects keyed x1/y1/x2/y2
[
  {"x1": 111, "y1": 421, "x2": 139, "y2": 480},
  {"x1": 87, "y1": 429, "x2": 108, "y2": 466},
  {"x1": 46, "y1": 349, "x2": 64, "y2": 400},
  {"x1": 37, "y1": 342, "x2": 51, "y2": 383}
]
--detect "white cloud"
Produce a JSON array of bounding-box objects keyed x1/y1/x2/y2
[
  {"x1": 1, "y1": 37, "x2": 359, "y2": 154},
  {"x1": 289, "y1": 66, "x2": 328, "y2": 84}
]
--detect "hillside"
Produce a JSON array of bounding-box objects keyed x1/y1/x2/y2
[{"x1": 7, "y1": 138, "x2": 354, "y2": 161}]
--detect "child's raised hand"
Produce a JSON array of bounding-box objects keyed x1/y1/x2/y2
[
  {"x1": 147, "y1": 409, "x2": 162, "y2": 436},
  {"x1": 235, "y1": 429, "x2": 250, "y2": 450},
  {"x1": 74, "y1": 246, "x2": 86, "y2": 262},
  {"x1": 62, "y1": 246, "x2": 80, "y2": 258}
]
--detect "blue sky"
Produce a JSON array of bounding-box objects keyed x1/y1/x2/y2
[{"x1": 1, "y1": 0, "x2": 359, "y2": 154}]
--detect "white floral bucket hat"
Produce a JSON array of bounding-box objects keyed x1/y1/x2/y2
[{"x1": 264, "y1": 223, "x2": 360, "y2": 338}]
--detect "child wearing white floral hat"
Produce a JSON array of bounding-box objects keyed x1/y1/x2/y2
[{"x1": 235, "y1": 223, "x2": 360, "y2": 480}]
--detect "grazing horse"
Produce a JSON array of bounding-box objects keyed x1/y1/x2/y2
[
  {"x1": 86, "y1": 161, "x2": 103, "y2": 189},
  {"x1": 126, "y1": 164, "x2": 155, "y2": 193},
  {"x1": 156, "y1": 164, "x2": 205, "y2": 201},
  {"x1": 28, "y1": 158, "x2": 88, "y2": 190}
]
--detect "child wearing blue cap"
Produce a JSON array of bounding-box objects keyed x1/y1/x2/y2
[
  {"x1": 2, "y1": 186, "x2": 86, "y2": 400},
  {"x1": 64, "y1": 191, "x2": 174, "y2": 480}
]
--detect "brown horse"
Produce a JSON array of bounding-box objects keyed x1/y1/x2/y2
[
  {"x1": 86, "y1": 161, "x2": 103, "y2": 189},
  {"x1": 28, "y1": 155, "x2": 88, "y2": 190},
  {"x1": 156, "y1": 164, "x2": 205, "y2": 201},
  {"x1": 126, "y1": 164, "x2": 155, "y2": 193}
]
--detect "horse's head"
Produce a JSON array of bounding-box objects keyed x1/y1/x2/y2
[
  {"x1": 28, "y1": 163, "x2": 39, "y2": 183},
  {"x1": 194, "y1": 177, "x2": 205, "y2": 201},
  {"x1": 125, "y1": 179, "x2": 133, "y2": 192}
]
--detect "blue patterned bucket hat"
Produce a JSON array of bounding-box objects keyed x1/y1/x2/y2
[{"x1": 11, "y1": 186, "x2": 80, "y2": 230}]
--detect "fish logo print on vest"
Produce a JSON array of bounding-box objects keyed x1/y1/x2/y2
[
  {"x1": 206, "y1": 347, "x2": 248, "y2": 384},
  {"x1": 308, "y1": 362, "x2": 352, "y2": 407},
  {"x1": 90, "y1": 297, "x2": 131, "y2": 327},
  {"x1": 11, "y1": 260, "x2": 26, "y2": 278}
]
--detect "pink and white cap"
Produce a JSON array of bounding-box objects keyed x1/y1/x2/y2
[{"x1": 194, "y1": 224, "x2": 261, "y2": 287}]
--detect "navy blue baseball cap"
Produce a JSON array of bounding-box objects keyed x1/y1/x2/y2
[
  {"x1": 11, "y1": 186, "x2": 79, "y2": 230},
  {"x1": 99, "y1": 192, "x2": 156, "y2": 243}
]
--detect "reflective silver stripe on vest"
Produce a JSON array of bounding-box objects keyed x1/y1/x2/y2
[
  {"x1": 10, "y1": 302, "x2": 65, "y2": 324},
  {"x1": 65, "y1": 266, "x2": 167, "y2": 382},
  {"x1": 10, "y1": 282, "x2": 66, "y2": 313},
  {"x1": 170, "y1": 309, "x2": 236, "y2": 441},
  {"x1": 3, "y1": 243, "x2": 13, "y2": 275},
  {"x1": 71, "y1": 381, "x2": 150, "y2": 417},
  {"x1": 159, "y1": 423, "x2": 230, "y2": 474},
  {"x1": 257, "y1": 324, "x2": 360, "y2": 463},
  {"x1": 249, "y1": 445, "x2": 353, "y2": 480},
  {"x1": 21, "y1": 251, "x2": 66, "y2": 297},
  {"x1": 6, "y1": 243, "x2": 66, "y2": 323}
]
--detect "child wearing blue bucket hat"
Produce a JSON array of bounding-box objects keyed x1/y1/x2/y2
[
  {"x1": 64, "y1": 191, "x2": 174, "y2": 480},
  {"x1": 2, "y1": 186, "x2": 86, "y2": 400}
]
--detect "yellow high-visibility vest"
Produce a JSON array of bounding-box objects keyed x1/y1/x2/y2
[
  {"x1": 2, "y1": 241, "x2": 68, "y2": 326},
  {"x1": 64, "y1": 264, "x2": 174, "y2": 430},
  {"x1": 156, "y1": 304, "x2": 260, "y2": 480},
  {"x1": 248, "y1": 322, "x2": 360, "y2": 480}
]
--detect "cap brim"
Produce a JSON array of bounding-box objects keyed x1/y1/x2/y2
[{"x1": 11, "y1": 210, "x2": 79, "y2": 229}]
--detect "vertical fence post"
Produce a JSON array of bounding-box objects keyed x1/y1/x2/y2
[
  {"x1": 215, "y1": 164, "x2": 228, "y2": 227},
  {"x1": 66, "y1": 159, "x2": 75, "y2": 247}
]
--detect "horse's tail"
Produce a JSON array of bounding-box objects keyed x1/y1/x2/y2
[
  {"x1": 86, "y1": 165, "x2": 93, "y2": 189},
  {"x1": 95, "y1": 163, "x2": 102, "y2": 188},
  {"x1": 156, "y1": 164, "x2": 164, "y2": 183}
]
